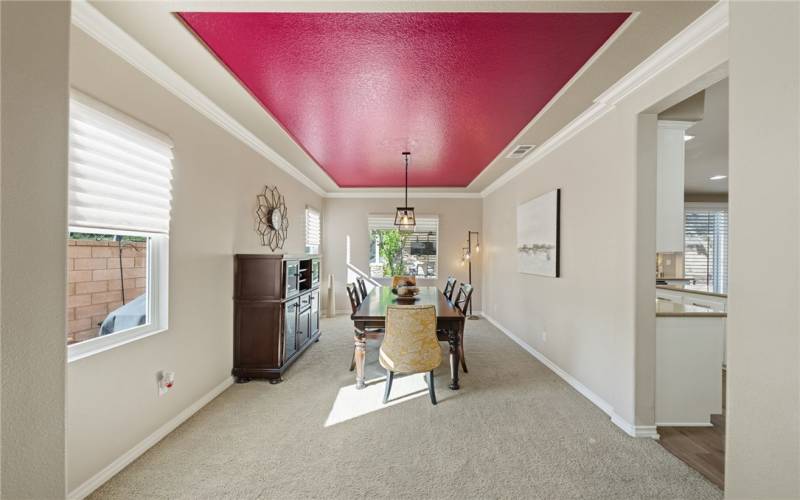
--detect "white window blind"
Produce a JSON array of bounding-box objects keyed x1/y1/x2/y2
[
  {"x1": 69, "y1": 91, "x2": 174, "y2": 234},
  {"x1": 684, "y1": 204, "x2": 728, "y2": 294},
  {"x1": 305, "y1": 207, "x2": 321, "y2": 253},
  {"x1": 367, "y1": 214, "x2": 439, "y2": 233}
]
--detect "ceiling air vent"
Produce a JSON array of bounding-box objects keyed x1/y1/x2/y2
[{"x1": 505, "y1": 144, "x2": 536, "y2": 159}]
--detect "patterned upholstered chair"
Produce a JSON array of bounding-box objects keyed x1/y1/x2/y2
[
  {"x1": 390, "y1": 275, "x2": 417, "y2": 289},
  {"x1": 379, "y1": 305, "x2": 442, "y2": 405}
]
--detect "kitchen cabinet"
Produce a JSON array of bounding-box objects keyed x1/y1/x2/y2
[{"x1": 656, "y1": 121, "x2": 693, "y2": 252}]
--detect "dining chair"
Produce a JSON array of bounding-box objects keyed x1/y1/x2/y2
[
  {"x1": 379, "y1": 305, "x2": 441, "y2": 405},
  {"x1": 390, "y1": 275, "x2": 417, "y2": 289},
  {"x1": 347, "y1": 283, "x2": 383, "y2": 371},
  {"x1": 346, "y1": 283, "x2": 361, "y2": 311},
  {"x1": 442, "y1": 276, "x2": 457, "y2": 302},
  {"x1": 356, "y1": 276, "x2": 368, "y2": 300},
  {"x1": 452, "y1": 283, "x2": 474, "y2": 373}
]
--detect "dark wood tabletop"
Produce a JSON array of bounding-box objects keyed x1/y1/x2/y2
[
  {"x1": 351, "y1": 286, "x2": 463, "y2": 320},
  {"x1": 350, "y1": 286, "x2": 465, "y2": 390}
]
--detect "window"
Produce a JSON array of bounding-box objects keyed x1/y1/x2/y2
[
  {"x1": 684, "y1": 203, "x2": 728, "y2": 294},
  {"x1": 368, "y1": 214, "x2": 438, "y2": 279},
  {"x1": 305, "y1": 207, "x2": 321, "y2": 254},
  {"x1": 67, "y1": 91, "x2": 173, "y2": 361}
]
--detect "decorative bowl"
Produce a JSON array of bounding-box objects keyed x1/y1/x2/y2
[{"x1": 395, "y1": 285, "x2": 420, "y2": 298}]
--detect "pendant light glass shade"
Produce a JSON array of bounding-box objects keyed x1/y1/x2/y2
[
  {"x1": 395, "y1": 151, "x2": 416, "y2": 231},
  {"x1": 394, "y1": 207, "x2": 416, "y2": 231}
]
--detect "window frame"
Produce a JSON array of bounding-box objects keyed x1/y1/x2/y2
[
  {"x1": 305, "y1": 206, "x2": 321, "y2": 255},
  {"x1": 367, "y1": 214, "x2": 439, "y2": 279},
  {"x1": 67, "y1": 227, "x2": 169, "y2": 362},
  {"x1": 683, "y1": 201, "x2": 728, "y2": 294}
]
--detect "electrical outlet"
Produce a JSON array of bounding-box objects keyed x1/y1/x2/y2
[
  {"x1": 158, "y1": 370, "x2": 175, "y2": 397},
  {"x1": 542, "y1": 331, "x2": 547, "y2": 342}
]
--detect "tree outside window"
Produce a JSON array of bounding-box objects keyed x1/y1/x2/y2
[{"x1": 370, "y1": 228, "x2": 437, "y2": 279}]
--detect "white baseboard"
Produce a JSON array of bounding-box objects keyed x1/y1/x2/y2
[
  {"x1": 656, "y1": 422, "x2": 713, "y2": 427},
  {"x1": 68, "y1": 376, "x2": 235, "y2": 500},
  {"x1": 483, "y1": 314, "x2": 659, "y2": 440},
  {"x1": 330, "y1": 310, "x2": 483, "y2": 317}
]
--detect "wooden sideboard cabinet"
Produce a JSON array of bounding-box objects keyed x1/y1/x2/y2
[{"x1": 233, "y1": 254, "x2": 321, "y2": 383}]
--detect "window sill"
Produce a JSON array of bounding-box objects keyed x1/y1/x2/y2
[{"x1": 68, "y1": 325, "x2": 168, "y2": 363}]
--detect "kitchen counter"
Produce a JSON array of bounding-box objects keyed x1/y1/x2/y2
[
  {"x1": 657, "y1": 285, "x2": 727, "y2": 299},
  {"x1": 656, "y1": 298, "x2": 727, "y2": 317}
]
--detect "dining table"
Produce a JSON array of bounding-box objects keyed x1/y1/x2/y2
[{"x1": 350, "y1": 285, "x2": 466, "y2": 391}]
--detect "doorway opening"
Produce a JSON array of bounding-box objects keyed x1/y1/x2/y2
[{"x1": 641, "y1": 70, "x2": 729, "y2": 489}]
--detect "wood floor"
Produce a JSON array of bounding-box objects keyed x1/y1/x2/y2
[{"x1": 657, "y1": 370, "x2": 726, "y2": 490}]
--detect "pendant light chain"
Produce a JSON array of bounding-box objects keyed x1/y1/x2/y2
[{"x1": 405, "y1": 153, "x2": 409, "y2": 208}]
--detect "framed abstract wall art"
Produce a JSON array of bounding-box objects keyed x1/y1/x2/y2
[{"x1": 516, "y1": 188, "x2": 560, "y2": 277}]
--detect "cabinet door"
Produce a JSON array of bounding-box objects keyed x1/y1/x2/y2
[
  {"x1": 311, "y1": 259, "x2": 320, "y2": 287},
  {"x1": 656, "y1": 123, "x2": 687, "y2": 252},
  {"x1": 284, "y1": 298, "x2": 299, "y2": 361},
  {"x1": 285, "y1": 260, "x2": 300, "y2": 298},
  {"x1": 234, "y1": 302, "x2": 281, "y2": 369},
  {"x1": 310, "y1": 288, "x2": 320, "y2": 336},
  {"x1": 297, "y1": 308, "x2": 311, "y2": 349}
]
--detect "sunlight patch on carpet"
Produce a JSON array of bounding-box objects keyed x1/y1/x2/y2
[{"x1": 324, "y1": 373, "x2": 429, "y2": 427}]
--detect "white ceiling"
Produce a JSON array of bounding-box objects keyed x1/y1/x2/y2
[{"x1": 684, "y1": 78, "x2": 729, "y2": 195}]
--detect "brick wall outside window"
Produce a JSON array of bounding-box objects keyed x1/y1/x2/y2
[{"x1": 67, "y1": 240, "x2": 147, "y2": 344}]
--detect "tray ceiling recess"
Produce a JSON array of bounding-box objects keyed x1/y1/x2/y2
[{"x1": 179, "y1": 12, "x2": 629, "y2": 188}]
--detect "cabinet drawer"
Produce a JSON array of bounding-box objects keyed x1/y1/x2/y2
[
  {"x1": 685, "y1": 296, "x2": 726, "y2": 312},
  {"x1": 656, "y1": 291, "x2": 683, "y2": 303}
]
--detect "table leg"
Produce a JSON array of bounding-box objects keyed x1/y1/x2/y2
[
  {"x1": 448, "y1": 328, "x2": 460, "y2": 390},
  {"x1": 354, "y1": 331, "x2": 367, "y2": 389}
]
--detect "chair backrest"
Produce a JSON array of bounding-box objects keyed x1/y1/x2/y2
[
  {"x1": 391, "y1": 275, "x2": 417, "y2": 289},
  {"x1": 379, "y1": 305, "x2": 441, "y2": 374},
  {"x1": 443, "y1": 276, "x2": 457, "y2": 302},
  {"x1": 346, "y1": 283, "x2": 361, "y2": 314},
  {"x1": 356, "y1": 276, "x2": 368, "y2": 300},
  {"x1": 453, "y1": 283, "x2": 474, "y2": 315}
]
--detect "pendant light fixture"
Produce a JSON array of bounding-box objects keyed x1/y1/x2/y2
[{"x1": 394, "y1": 151, "x2": 416, "y2": 231}]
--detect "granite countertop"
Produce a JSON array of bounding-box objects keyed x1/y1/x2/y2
[
  {"x1": 656, "y1": 285, "x2": 728, "y2": 298},
  {"x1": 656, "y1": 298, "x2": 727, "y2": 317}
]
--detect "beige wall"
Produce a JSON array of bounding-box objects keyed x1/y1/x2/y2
[
  {"x1": 67, "y1": 28, "x2": 323, "y2": 493},
  {"x1": 481, "y1": 28, "x2": 727, "y2": 428},
  {"x1": 322, "y1": 198, "x2": 482, "y2": 313},
  {"x1": 1, "y1": 2, "x2": 70, "y2": 497},
  {"x1": 725, "y1": 2, "x2": 800, "y2": 497}
]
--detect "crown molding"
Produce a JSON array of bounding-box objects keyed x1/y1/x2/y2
[
  {"x1": 481, "y1": 0, "x2": 729, "y2": 198},
  {"x1": 658, "y1": 120, "x2": 696, "y2": 131},
  {"x1": 73, "y1": 0, "x2": 728, "y2": 201},
  {"x1": 324, "y1": 190, "x2": 482, "y2": 199},
  {"x1": 467, "y1": 10, "x2": 639, "y2": 191},
  {"x1": 71, "y1": 0, "x2": 327, "y2": 197}
]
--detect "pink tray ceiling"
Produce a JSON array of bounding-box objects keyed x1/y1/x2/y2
[{"x1": 179, "y1": 12, "x2": 629, "y2": 188}]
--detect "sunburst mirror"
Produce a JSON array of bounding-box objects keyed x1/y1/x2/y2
[{"x1": 256, "y1": 185, "x2": 289, "y2": 250}]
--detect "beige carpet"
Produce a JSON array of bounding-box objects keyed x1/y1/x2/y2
[{"x1": 91, "y1": 315, "x2": 722, "y2": 499}]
